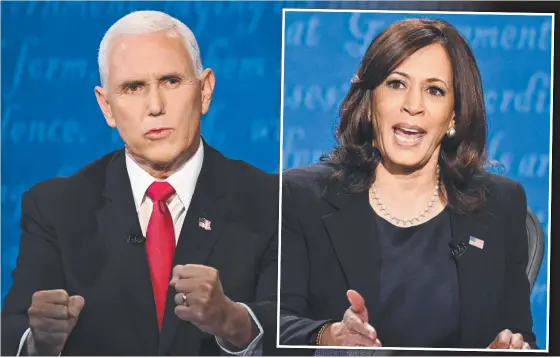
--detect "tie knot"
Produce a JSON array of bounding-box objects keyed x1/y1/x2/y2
[{"x1": 146, "y1": 181, "x2": 176, "y2": 202}]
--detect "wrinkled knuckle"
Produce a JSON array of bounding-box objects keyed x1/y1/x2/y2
[
  {"x1": 176, "y1": 266, "x2": 186, "y2": 277},
  {"x1": 54, "y1": 290, "x2": 68, "y2": 302},
  {"x1": 345, "y1": 314, "x2": 357, "y2": 326},
  {"x1": 331, "y1": 322, "x2": 341, "y2": 335},
  {"x1": 32, "y1": 291, "x2": 43, "y2": 302},
  {"x1": 174, "y1": 305, "x2": 183, "y2": 317},
  {"x1": 202, "y1": 294, "x2": 212, "y2": 306},
  {"x1": 202, "y1": 282, "x2": 213, "y2": 294},
  {"x1": 28, "y1": 305, "x2": 39, "y2": 317},
  {"x1": 173, "y1": 280, "x2": 183, "y2": 293},
  {"x1": 195, "y1": 309, "x2": 205, "y2": 322},
  {"x1": 209, "y1": 270, "x2": 219, "y2": 285}
]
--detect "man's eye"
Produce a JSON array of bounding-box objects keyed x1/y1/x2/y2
[
  {"x1": 163, "y1": 78, "x2": 182, "y2": 87},
  {"x1": 124, "y1": 83, "x2": 143, "y2": 93}
]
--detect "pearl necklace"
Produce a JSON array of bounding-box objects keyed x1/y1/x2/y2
[{"x1": 369, "y1": 165, "x2": 440, "y2": 227}]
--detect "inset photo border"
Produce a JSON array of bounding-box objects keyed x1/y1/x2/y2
[{"x1": 278, "y1": 7, "x2": 553, "y2": 353}]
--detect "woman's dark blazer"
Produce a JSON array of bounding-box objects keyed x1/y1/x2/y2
[{"x1": 279, "y1": 163, "x2": 537, "y2": 351}]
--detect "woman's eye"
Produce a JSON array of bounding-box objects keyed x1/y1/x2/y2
[
  {"x1": 387, "y1": 80, "x2": 405, "y2": 89},
  {"x1": 428, "y1": 86, "x2": 446, "y2": 97}
]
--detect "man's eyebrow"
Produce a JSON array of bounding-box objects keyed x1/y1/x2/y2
[
  {"x1": 158, "y1": 72, "x2": 186, "y2": 81},
  {"x1": 118, "y1": 79, "x2": 145, "y2": 88},
  {"x1": 116, "y1": 72, "x2": 196, "y2": 89}
]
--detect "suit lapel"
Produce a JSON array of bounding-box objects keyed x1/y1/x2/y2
[
  {"x1": 158, "y1": 144, "x2": 233, "y2": 355},
  {"x1": 449, "y1": 206, "x2": 499, "y2": 348},
  {"x1": 97, "y1": 150, "x2": 159, "y2": 354},
  {"x1": 320, "y1": 182, "x2": 382, "y2": 324}
]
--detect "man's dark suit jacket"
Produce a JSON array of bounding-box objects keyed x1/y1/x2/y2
[
  {"x1": 279, "y1": 163, "x2": 537, "y2": 354},
  {"x1": 2, "y1": 143, "x2": 279, "y2": 356}
]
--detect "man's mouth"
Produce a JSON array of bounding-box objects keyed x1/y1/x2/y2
[{"x1": 145, "y1": 128, "x2": 173, "y2": 139}]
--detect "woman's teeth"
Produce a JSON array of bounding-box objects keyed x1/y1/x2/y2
[{"x1": 393, "y1": 127, "x2": 425, "y2": 143}]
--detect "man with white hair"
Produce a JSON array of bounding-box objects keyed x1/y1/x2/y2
[{"x1": 2, "y1": 11, "x2": 279, "y2": 356}]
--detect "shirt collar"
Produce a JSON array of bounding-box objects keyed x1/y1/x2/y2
[{"x1": 125, "y1": 139, "x2": 204, "y2": 212}]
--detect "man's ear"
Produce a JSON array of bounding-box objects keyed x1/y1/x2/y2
[
  {"x1": 200, "y1": 68, "x2": 216, "y2": 115},
  {"x1": 95, "y1": 86, "x2": 115, "y2": 128}
]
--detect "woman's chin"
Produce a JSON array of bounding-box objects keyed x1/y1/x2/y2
[
  {"x1": 380, "y1": 143, "x2": 439, "y2": 172},
  {"x1": 382, "y1": 155, "x2": 431, "y2": 172}
]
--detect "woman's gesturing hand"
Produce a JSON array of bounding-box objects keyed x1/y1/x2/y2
[{"x1": 319, "y1": 290, "x2": 382, "y2": 347}]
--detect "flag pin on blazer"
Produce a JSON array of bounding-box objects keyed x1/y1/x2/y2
[
  {"x1": 199, "y1": 217, "x2": 211, "y2": 231},
  {"x1": 469, "y1": 236, "x2": 484, "y2": 249}
]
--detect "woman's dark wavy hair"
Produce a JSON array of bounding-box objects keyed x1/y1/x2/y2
[{"x1": 322, "y1": 18, "x2": 489, "y2": 214}]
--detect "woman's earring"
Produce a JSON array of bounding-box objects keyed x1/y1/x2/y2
[{"x1": 446, "y1": 127, "x2": 456, "y2": 138}]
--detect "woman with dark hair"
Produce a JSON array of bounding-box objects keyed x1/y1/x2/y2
[{"x1": 279, "y1": 18, "x2": 536, "y2": 351}]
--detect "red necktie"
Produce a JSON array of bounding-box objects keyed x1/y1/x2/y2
[{"x1": 145, "y1": 181, "x2": 176, "y2": 331}]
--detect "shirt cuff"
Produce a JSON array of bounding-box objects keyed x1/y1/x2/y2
[
  {"x1": 17, "y1": 328, "x2": 31, "y2": 356},
  {"x1": 215, "y1": 303, "x2": 264, "y2": 356},
  {"x1": 17, "y1": 328, "x2": 63, "y2": 356}
]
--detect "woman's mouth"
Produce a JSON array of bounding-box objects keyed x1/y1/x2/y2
[{"x1": 392, "y1": 125, "x2": 426, "y2": 146}]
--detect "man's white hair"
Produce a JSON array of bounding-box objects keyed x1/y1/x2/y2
[{"x1": 98, "y1": 10, "x2": 203, "y2": 87}]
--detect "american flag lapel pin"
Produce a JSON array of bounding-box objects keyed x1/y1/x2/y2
[
  {"x1": 198, "y1": 217, "x2": 212, "y2": 231},
  {"x1": 469, "y1": 236, "x2": 484, "y2": 249}
]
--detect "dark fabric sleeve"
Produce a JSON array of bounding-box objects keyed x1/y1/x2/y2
[
  {"x1": 1, "y1": 187, "x2": 66, "y2": 356},
  {"x1": 499, "y1": 182, "x2": 538, "y2": 348},
  {"x1": 278, "y1": 181, "x2": 333, "y2": 350},
  {"x1": 243, "y1": 230, "x2": 283, "y2": 356},
  {"x1": 244, "y1": 225, "x2": 311, "y2": 356}
]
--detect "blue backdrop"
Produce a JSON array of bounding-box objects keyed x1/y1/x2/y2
[
  {"x1": 282, "y1": 10, "x2": 552, "y2": 350},
  {"x1": 1, "y1": 1, "x2": 551, "y2": 352},
  {"x1": 1, "y1": 0, "x2": 291, "y2": 302}
]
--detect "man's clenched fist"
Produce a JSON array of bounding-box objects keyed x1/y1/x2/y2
[
  {"x1": 27, "y1": 289, "x2": 84, "y2": 356},
  {"x1": 170, "y1": 264, "x2": 254, "y2": 348}
]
